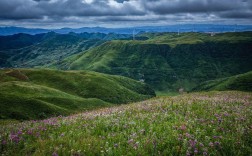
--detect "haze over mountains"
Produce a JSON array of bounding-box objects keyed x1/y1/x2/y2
[{"x1": 1, "y1": 24, "x2": 252, "y2": 36}]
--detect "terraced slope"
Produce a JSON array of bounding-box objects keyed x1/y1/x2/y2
[{"x1": 0, "y1": 69, "x2": 155, "y2": 120}]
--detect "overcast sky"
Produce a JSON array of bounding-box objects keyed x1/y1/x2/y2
[{"x1": 0, "y1": 0, "x2": 251, "y2": 28}]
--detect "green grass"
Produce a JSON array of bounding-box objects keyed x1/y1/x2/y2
[
  {"x1": 0, "y1": 69, "x2": 155, "y2": 120},
  {"x1": 192, "y1": 71, "x2": 252, "y2": 92},
  {"x1": 0, "y1": 91, "x2": 251, "y2": 155},
  {"x1": 155, "y1": 91, "x2": 179, "y2": 96},
  {"x1": 65, "y1": 32, "x2": 252, "y2": 92},
  {"x1": 143, "y1": 32, "x2": 252, "y2": 47}
]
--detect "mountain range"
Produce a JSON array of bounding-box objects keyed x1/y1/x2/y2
[{"x1": 1, "y1": 24, "x2": 252, "y2": 36}]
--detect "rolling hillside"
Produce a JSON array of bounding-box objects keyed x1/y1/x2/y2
[
  {"x1": 0, "y1": 69, "x2": 155, "y2": 120},
  {"x1": 192, "y1": 71, "x2": 252, "y2": 92},
  {"x1": 66, "y1": 32, "x2": 252, "y2": 91}
]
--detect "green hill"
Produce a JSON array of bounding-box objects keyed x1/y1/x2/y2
[
  {"x1": 192, "y1": 71, "x2": 252, "y2": 92},
  {"x1": 0, "y1": 69, "x2": 155, "y2": 120},
  {"x1": 65, "y1": 32, "x2": 252, "y2": 92}
]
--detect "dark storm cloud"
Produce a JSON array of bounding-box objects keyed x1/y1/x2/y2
[
  {"x1": 0, "y1": 0, "x2": 251, "y2": 27},
  {"x1": 144, "y1": 0, "x2": 237, "y2": 14},
  {"x1": 219, "y1": 11, "x2": 252, "y2": 19},
  {"x1": 0, "y1": 0, "x2": 144, "y2": 20},
  {"x1": 0, "y1": 0, "x2": 44, "y2": 19},
  {"x1": 115, "y1": 0, "x2": 130, "y2": 3},
  {"x1": 143, "y1": 0, "x2": 252, "y2": 19}
]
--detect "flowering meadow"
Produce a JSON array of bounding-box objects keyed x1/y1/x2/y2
[{"x1": 0, "y1": 91, "x2": 251, "y2": 155}]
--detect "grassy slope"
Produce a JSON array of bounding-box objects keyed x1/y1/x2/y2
[
  {"x1": 67, "y1": 32, "x2": 252, "y2": 91},
  {"x1": 192, "y1": 71, "x2": 252, "y2": 92},
  {"x1": 0, "y1": 91, "x2": 251, "y2": 155},
  {"x1": 0, "y1": 69, "x2": 155, "y2": 120}
]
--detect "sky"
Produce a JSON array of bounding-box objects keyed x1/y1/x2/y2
[{"x1": 0, "y1": 0, "x2": 252, "y2": 28}]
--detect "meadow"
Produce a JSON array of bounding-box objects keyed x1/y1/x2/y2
[{"x1": 1, "y1": 91, "x2": 251, "y2": 155}]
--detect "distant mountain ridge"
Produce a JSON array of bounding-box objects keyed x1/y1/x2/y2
[
  {"x1": 1, "y1": 24, "x2": 252, "y2": 35},
  {"x1": 0, "y1": 32, "x2": 131, "y2": 68}
]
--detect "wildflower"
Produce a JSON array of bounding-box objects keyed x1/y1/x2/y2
[
  {"x1": 52, "y1": 152, "x2": 58, "y2": 156},
  {"x1": 128, "y1": 139, "x2": 134, "y2": 144},
  {"x1": 114, "y1": 143, "x2": 118, "y2": 148},
  {"x1": 17, "y1": 130, "x2": 22, "y2": 135},
  {"x1": 186, "y1": 151, "x2": 191, "y2": 156},
  {"x1": 2, "y1": 139, "x2": 7, "y2": 145},
  {"x1": 185, "y1": 133, "x2": 191, "y2": 138},
  {"x1": 180, "y1": 125, "x2": 187, "y2": 131},
  {"x1": 188, "y1": 139, "x2": 197, "y2": 147},
  {"x1": 27, "y1": 130, "x2": 33, "y2": 135},
  {"x1": 194, "y1": 148, "x2": 198, "y2": 154},
  {"x1": 214, "y1": 141, "x2": 220, "y2": 146},
  {"x1": 209, "y1": 142, "x2": 214, "y2": 147},
  {"x1": 133, "y1": 142, "x2": 139, "y2": 150},
  {"x1": 10, "y1": 133, "x2": 20, "y2": 143},
  {"x1": 203, "y1": 152, "x2": 208, "y2": 155}
]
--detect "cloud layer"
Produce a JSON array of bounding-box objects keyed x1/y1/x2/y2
[{"x1": 0, "y1": 0, "x2": 251, "y2": 28}]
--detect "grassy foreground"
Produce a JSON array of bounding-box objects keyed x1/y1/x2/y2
[{"x1": 0, "y1": 91, "x2": 251, "y2": 155}]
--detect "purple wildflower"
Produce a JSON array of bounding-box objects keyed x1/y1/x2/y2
[
  {"x1": 214, "y1": 141, "x2": 220, "y2": 146},
  {"x1": 188, "y1": 139, "x2": 197, "y2": 147},
  {"x1": 10, "y1": 133, "x2": 21, "y2": 143},
  {"x1": 194, "y1": 148, "x2": 198, "y2": 154},
  {"x1": 52, "y1": 152, "x2": 58, "y2": 156},
  {"x1": 2, "y1": 139, "x2": 7, "y2": 145}
]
